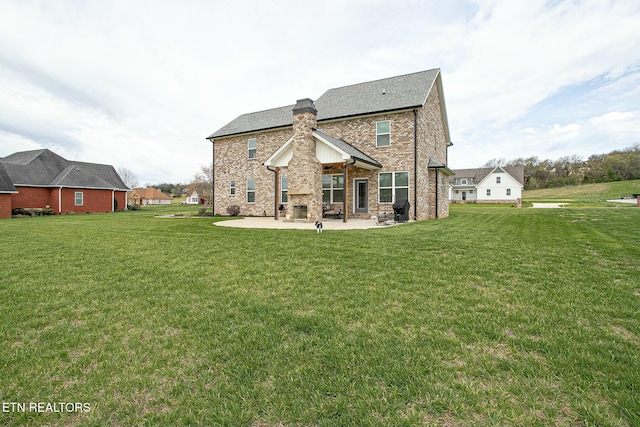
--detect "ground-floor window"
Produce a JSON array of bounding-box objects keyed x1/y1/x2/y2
[
  {"x1": 486, "y1": 189, "x2": 491, "y2": 196},
  {"x1": 322, "y1": 174, "x2": 344, "y2": 203},
  {"x1": 246, "y1": 179, "x2": 255, "y2": 203},
  {"x1": 506, "y1": 188, "x2": 511, "y2": 196},
  {"x1": 75, "y1": 192, "x2": 83, "y2": 206},
  {"x1": 378, "y1": 171, "x2": 409, "y2": 203},
  {"x1": 230, "y1": 180, "x2": 236, "y2": 196},
  {"x1": 281, "y1": 176, "x2": 288, "y2": 203}
]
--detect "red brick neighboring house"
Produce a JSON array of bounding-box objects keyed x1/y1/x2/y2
[
  {"x1": 0, "y1": 163, "x2": 18, "y2": 218},
  {"x1": 0, "y1": 149, "x2": 129, "y2": 218}
]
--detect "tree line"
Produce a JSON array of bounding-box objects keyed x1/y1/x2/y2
[{"x1": 484, "y1": 144, "x2": 640, "y2": 190}]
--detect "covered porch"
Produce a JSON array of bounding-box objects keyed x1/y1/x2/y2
[{"x1": 263, "y1": 130, "x2": 382, "y2": 223}]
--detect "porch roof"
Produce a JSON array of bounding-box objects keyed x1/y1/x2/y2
[
  {"x1": 428, "y1": 157, "x2": 455, "y2": 175},
  {"x1": 263, "y1": 131, "x2": 382, "y2": 170}
]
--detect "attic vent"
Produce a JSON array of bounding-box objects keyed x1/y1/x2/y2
[{"x1": 382, "y1": 88, "x2": 386, "y2": 95}]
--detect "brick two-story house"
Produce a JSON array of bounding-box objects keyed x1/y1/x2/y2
[{"x1": 206, "y1": 69, "x2": 453, "y2": 222}]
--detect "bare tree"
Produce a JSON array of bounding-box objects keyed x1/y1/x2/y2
[
  {"x1": 117, "y1": 167, "x2": 139, "y2": 189},
  {"x1": 186, "y1": 163, "x2": 213, "y2": 205},
  {"x1": 483, "y1": 158, "x2": 506, "y2": 167}
]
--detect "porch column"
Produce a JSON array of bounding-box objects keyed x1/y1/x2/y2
[{"x1": 342, "y1": 159, "x2": 354, "y2": 222}]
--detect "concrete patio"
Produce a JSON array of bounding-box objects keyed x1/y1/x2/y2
[{"x1": 214, "y1": 217, "x2": 401, "y2": 230}]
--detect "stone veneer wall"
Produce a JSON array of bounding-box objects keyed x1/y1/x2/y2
[
  {"x1": 213, "y1": 127, "x2": 292, "y2": 217},
  {"x1": 286, "y1": 109, "x2": 322, "y2": 222},
  {"x1": 318, "y1": 111, "x2": 415, "y2": 219},
  {"x1": 416, "y1": 84, "x2": 449, "y2": 219}
]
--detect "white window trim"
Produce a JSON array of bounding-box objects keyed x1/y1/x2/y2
[
  {"x1": 246, "y1": 179, "x2": 256, "y2": 203},
  {"x1": 378, "y1": 171, "x2": 410, "y2": 204},
  {"x1": 322, "y1": 174, "x2": 344, "y2": 204},
  {"x1": 376, "y1": 120, "x2": 391, "y2": 147},
  {"x1": 75, "y1": 191, "x2": 83, "y2": 206},
  {"x1": 230, "y1": 180, "x2": 236, "y2": 196},
  {"x1": 248, "y1": 138, "x2": 257, "y2": 159},
  {"x1": 281, "y1": 176, "x2": 288, "y2": 204}
]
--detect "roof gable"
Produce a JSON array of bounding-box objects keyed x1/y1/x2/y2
[{"x1": 263, "y1": 131, "x2": 382, "y2": 170}]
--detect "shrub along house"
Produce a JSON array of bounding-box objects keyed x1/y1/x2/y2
[
  {"x1": 0, "y1": 149, "x2": 128, "y2": 218},
  {"x1": 207, "y1": 69, "x2": 453, "y2": 222}
]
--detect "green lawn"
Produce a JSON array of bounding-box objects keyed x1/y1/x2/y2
[
  {"x1": 1, "y1": 205, "x2": 639, "y2": 426},
  {"x1": 524, "y1": 179, "x2": 640, "y2": 204}
]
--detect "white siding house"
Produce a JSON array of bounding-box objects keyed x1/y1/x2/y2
[
  {"x1": 184, "y1": 191, "x2": 200, "y2": 204},
  {"x1": 449, "y1": 166, "x2": 524, "y2": 203}
]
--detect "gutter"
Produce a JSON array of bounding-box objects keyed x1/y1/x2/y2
[{"x1": 435, "y1": 169, "x2": 439, "y2": 219}]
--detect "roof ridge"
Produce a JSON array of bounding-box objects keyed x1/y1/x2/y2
[{"x1": 322, "y1": 68, "x2": 439, "y2": 93}]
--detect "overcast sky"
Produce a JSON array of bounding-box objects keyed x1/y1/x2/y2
[{"x1": 1, "y1": 0, "x2": 639, "y2": 185}]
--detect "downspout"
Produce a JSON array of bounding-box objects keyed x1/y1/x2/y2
[
  {"x1": 343, "y1": 158, "x2": 356, "y2": 223},
  {"x1": 209, "y1": 138, "x2": 215, "y2": 215},
  {"x1": 266, "y1": 165, "x2": 278, "y2": 219},
  {"x1": 413, "y1": 109, "x2": 418, "y2": 220},
  {"x1": 435, "y1": 169, "x2": 439, "y2": 219},
  {"x1": 58, "y1": 186, "x2": 62, "y2": 214},
  {"x1": 112, "y1": 189, "x2": 115, "y2": 212}
]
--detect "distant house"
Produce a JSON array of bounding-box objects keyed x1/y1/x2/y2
[
  {"x1": 0, "y1": 149, "x2": 128, "y2": 219},
  {"x1": 128, "y1": 187, "x2": 172, "y2": 206},
  {"x1": 449, "y1": 166, "x2": 524, "y2": 203},
  {"x1": 184, "y1": 191, "x2": 200, "y2": 204},
  {"x1": 0, "y1": 164, "x2": 18, "y2": 219}
]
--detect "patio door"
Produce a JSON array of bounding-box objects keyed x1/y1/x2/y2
[{"x1": 355, "y1": 179, "x2": 368, "y2": 213}]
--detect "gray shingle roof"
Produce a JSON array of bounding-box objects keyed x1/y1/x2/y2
[
  {"x1": 0, "y1": 149, "x2": 128, "y2": 190},
  {"x1": 449, "y1": 166, "x2": 525, "y2": 186},
  {"x1": 0, "y1": 164, "x2": 17, "y2": 193},
  {"x1": 315, "y1": 69, "x2": 439, "y2": 121},
  {"x1": 208, "y1": 69, "x2": 441, "y2": 139}
]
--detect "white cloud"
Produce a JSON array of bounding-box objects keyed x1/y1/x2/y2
[{"x1": 1, "y1": 0, "x2": 639, "y2": 179}]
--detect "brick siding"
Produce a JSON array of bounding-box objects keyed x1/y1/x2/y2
[{"x1": 8, "y1": 186, "x2": 126, "y2": 215}]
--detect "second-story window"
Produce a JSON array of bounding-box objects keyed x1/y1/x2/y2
[
  {"x1": 376, "y1": 121, "x2": 390, "y2": 147},
  {"x1": 496, "y1": 176, "x2": 501, "y2": 184},
  {"x1": 248, "y1": 138, "x2": 257, "y2": 159}
]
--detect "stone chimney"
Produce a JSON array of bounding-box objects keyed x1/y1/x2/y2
[{"x1": 285, "y1": 98, "x2": 322, "y2": 222}]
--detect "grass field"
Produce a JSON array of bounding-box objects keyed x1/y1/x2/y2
[
  {"x1": 524, "y1": 179, "x2": 640, "y2": 204},
  {"x1": 1, "y1": 203, "x2": 639, "y2": 426}
]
